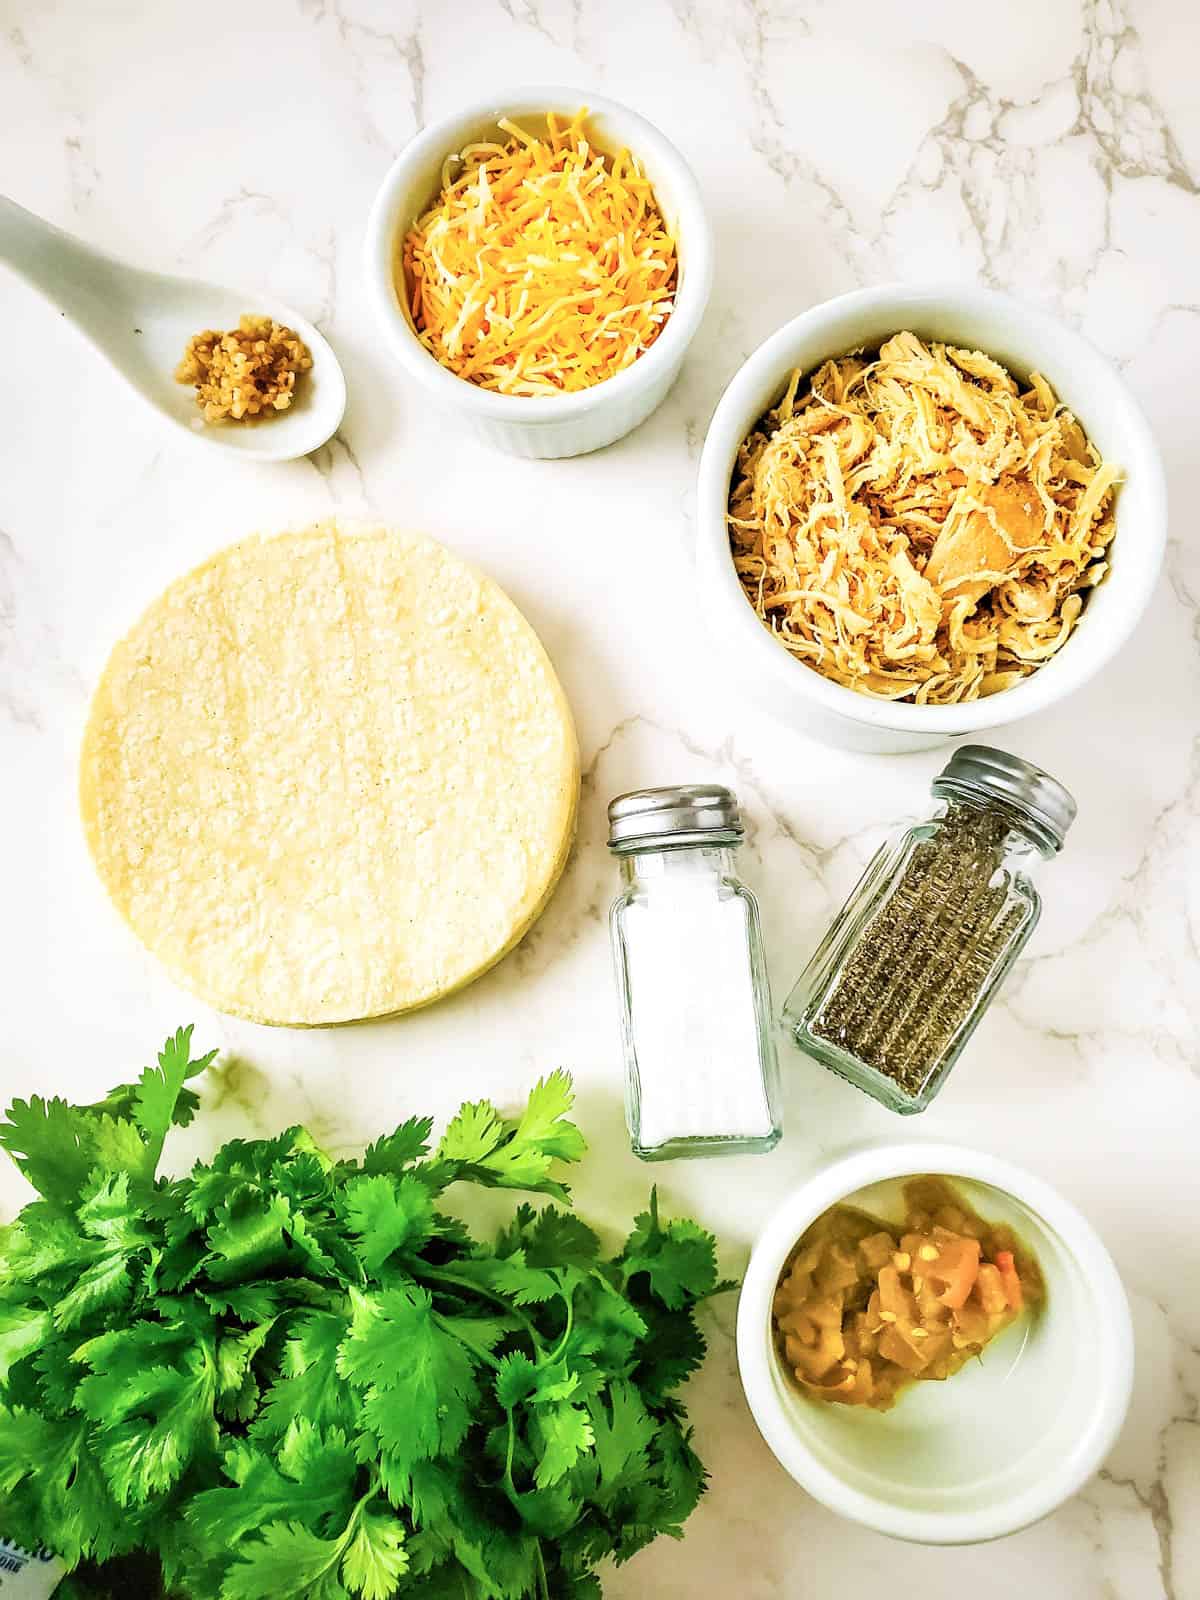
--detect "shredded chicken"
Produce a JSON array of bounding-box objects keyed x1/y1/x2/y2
[{"x1": 727, "y1": 332, "x2": 1120, "y2": 703}]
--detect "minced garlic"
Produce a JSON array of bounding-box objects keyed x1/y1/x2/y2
[
  {"x1": 728, "y1": 332, "x2": 1120, "y2": 703},
  {"x1": 402, "y1": 110, "x2": 677, "y2": 397},
  {"x1": 175, "y1": 315, "x2": 312, "y2": 423}
]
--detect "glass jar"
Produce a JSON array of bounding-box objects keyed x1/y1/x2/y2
[
  {"x1": 607, "y1": 785, "x2": 782, "y2": 1160},
  {"x1": 782, "y1": 746, "x2": 1076, "y2": 1115}
]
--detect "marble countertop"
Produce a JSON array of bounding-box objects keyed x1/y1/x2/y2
[{"x1": 1, "y1": 1, "x2": 1197, "y2": 1595}]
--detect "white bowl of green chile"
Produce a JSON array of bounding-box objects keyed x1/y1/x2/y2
[
  {"x1": 736, "y1": 1147, "x2": 1134, "y2": 1544},
  {"x1": 364, "y1": 87, "x2": 713, "y2": 458},
  {"x1": 697, "y1": 283, "x2": 1167, "y2": 753},
  {"x1": 783, "y1": 745, "x2": 1075, "y2": 1114}
]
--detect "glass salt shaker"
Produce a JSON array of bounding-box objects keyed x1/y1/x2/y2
[
  {"x1": 782, "y1": 746, "x2": 1076, "y2": 1115},
  {"x1": 607, "y1": 785, "x2": 782, "y2": 1160}
]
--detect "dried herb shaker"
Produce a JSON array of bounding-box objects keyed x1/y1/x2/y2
[{"x1": 782, "y1": 746, "x2": 1075, "y2": 1114}]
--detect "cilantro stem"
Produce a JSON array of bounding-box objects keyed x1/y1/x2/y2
[
  {"x1": 503, "y1": 1409, "x2": 517, "y2": 1495},
  {"x1": 547, "y1": 1282, "x2": 576, "y2": 1364},
  {"x1": 495, "y1": 1409, "x2": 527, "y2": 1521},
  {"x1": 421, "y1": 1265, "x2": 545, "y2": 1353},
  {"x1": 433, "y1": 1309, "x2": 502, "y2": 1372},
  {"x1": 534, "y1": 1541, "x2": 550, "y2": 1600}
]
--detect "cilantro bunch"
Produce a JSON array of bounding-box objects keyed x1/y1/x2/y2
[{"x1": 0, "y1": 1030, "x2": 726, "y2": 1600}]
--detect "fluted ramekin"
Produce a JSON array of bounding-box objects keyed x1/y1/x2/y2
[{"x1": 364, "y1": 86, "x2": 712, "y2": 460}]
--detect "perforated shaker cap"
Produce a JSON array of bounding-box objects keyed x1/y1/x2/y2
[
  {"x1": 606, "y1": 785, "x2": 743, "y2": 853},
  {"x1": 932, "y1": 744, "x2": 1076, "y2": 855}
]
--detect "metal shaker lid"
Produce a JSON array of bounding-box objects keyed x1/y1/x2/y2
[
  {"x1": 607, "y1": 785, "x2": 743, "y2": 853},
  {"x1": 932, "y1": 744, "x2": 1076, "y2": 855}
]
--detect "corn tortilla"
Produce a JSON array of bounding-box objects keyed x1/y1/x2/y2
[{"x1": 80, "y1": 521, "x2": 579, "y2": 1025}]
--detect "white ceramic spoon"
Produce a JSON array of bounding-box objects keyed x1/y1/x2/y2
[{"x1": 0, "y1": 194, "x2": 346, "y2": 462}]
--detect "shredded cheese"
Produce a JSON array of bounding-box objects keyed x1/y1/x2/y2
[
  {"x1": 728, "y1": 332, "x2": 1120, "y2": 704},
  {"x1": 402, "y1": 110, "x2": 677, "y2": 397}
]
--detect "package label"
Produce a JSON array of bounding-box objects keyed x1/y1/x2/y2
[{"x1": 0, "y1": 1542, "x2": 63, "y2": 1599}]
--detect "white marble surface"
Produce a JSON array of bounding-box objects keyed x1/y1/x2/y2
[{"x1": 1, "y1": 1, "x2": 1198, "y2": 1595}]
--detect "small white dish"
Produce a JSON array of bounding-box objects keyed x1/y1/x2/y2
[
  {"x1": 363, "y1": 86, "x2": 713, "y2": 460},
  {"x1": 696, "y1": 283, "x2": 1168, "y2": 753},
  {"x1": 736, "y1": 1143, "x2": 1134, "y2": 1545},
  {"x1": 0, "y1": 194, "x2": 345, "y2": 463}
]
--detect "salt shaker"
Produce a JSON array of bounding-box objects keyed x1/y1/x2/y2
[
  {"x1": 782, "y1": 745, "x2": 1075, "y2": 1114},
  {"x1": 607, "y1": 785, "x2": 782, "y2": 1160}
]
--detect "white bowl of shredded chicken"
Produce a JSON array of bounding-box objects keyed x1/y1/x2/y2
[
  {"x1": 698, "y1": 285, "x2": 1167, "y2": 752},
  {"x1": 365, "y1": 87, "x2": 712, "y2": 459}
]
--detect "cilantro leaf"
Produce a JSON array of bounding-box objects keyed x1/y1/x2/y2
[
  {"x1": 1, "y1": 1030, "x2": 216, "y2": 1209},
  {"x1": 0, "y1": 1097, "x2": 146, "y2": 1208},
  {"x1": 436, "y1": 1312, "x2": 514, "y2": 1366},
  {"x1": 0, "y1": 1404, "x2": 54, "y2": 1492},
  {"x1": 76, "y1": 1170, "x2": 138, "y2": 1244},
  {"x1": 204, "y1": 1192, "x2": 294, "y2": 1281},
  {"x1": 510, "y1": 1482, "x2": 578, "y2": 1538},
  {"x1": 188, "y1": 1422, "x2": 356, "y2": 1549},
  {"x1": 588, "y1": 1380, "x2": 657, "y2": 1498},
  {"x1": 131, "y1": 1026, "x2": 217, "y2": 1168},
  {"x1": 51, "y1": 1250, "x2": 134, "y2": 1332},
  {"x1": 647, "y1": 1420, "x2": 708, "y2": 1530},
  {"x1": 46, "y1": 1172, "x2": 151, "y2": 1333},
  {"x1": 434, "y1": 1075, "x2": 586, "y2": 1205},
  {"x1": 494, "y1": 1351, "x2": 538, "y2": 1410},
  {"x1": 287, "y1": 1209, "x2": 355, "y2": 1281},
  {"x1": 494, "y1": 1201, "x2": 538, "y2": 1257},
  {"x1": 633, "y1": 1302, "x2": 709, "y2": 1400},
  {"x1": 0, "y1": 1409, "x2": 128, "y2": 1568},
  {"x1": 33, "y1": 1337, "x2": 83, "y2": 1411},
  {"x1": 532, "y1": 1399, "x2": 594, "y2": 1488},
  {"x1": 361, "y1": 1116, "x2": 435, "y2": 1177},
  {"x1": 339, "y1": 1285, "x2": 477, "y2": 1471},
  {"x1": 524, "y1": 1208, "x2": 601, "y2": 1269},
  {"x1": 0, "y1": 1305, "x2": 49, "y2": 1387},
  {"x1": 338, "y1": 1173, "x2": 435, "y2": 1273},
  {"x1": 437, "y1": 1100, "x2": 504, "y2": 1165},
  {"x1": 620, "y1": 1188, "x2": 720, "y2": 1309},
  {"x1": 214, "y1": 1319, "x2": 276, "y2": 1420},
  {"x1": 341, "y1": 1508, "x2": 409, "y2": 1600},
  {"x1": 254, "y1": 1311, "x2": 354, "y2": 1440},
  {"x1": 529, "y1": 1358, "x2": 581, "y2": 1405},
  {"x1": 0, "y1": 1204, "x2": 92, "y2": 1282},
  {"x1": 474, "y1": 1073, "x2": 586, "y2": 1200},
  {"x1": 452, "y1": 1250, "x2": 561, "y2": 1307},
  {"x1": 507, "y1": 1070, "x2": 588, "y2": 1163},
  {"x1": 76, "y1": 1323, "x2": 218, "y2": 1505},
  {"x1": 202, "y1": 1281, "x2": 284, "y2": 1322},
  {"x1": 220, "y1": 1520, "x2": 349, "y2": 1600}
]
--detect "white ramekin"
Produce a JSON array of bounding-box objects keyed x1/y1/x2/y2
[
  {"x1": 364, "y1": 86, "x2": 713, "y2": 460},
  {"x1": 697, "y1": 283, "x2": 1168, "y2": 753},
  {"x1": 736, "y1": 1144, "x2": 1134, "y2": 1544}
]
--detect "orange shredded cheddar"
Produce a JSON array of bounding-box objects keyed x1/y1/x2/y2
[{"x1": 401, "y1": 109, "x2": 677, "y2": 397}]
